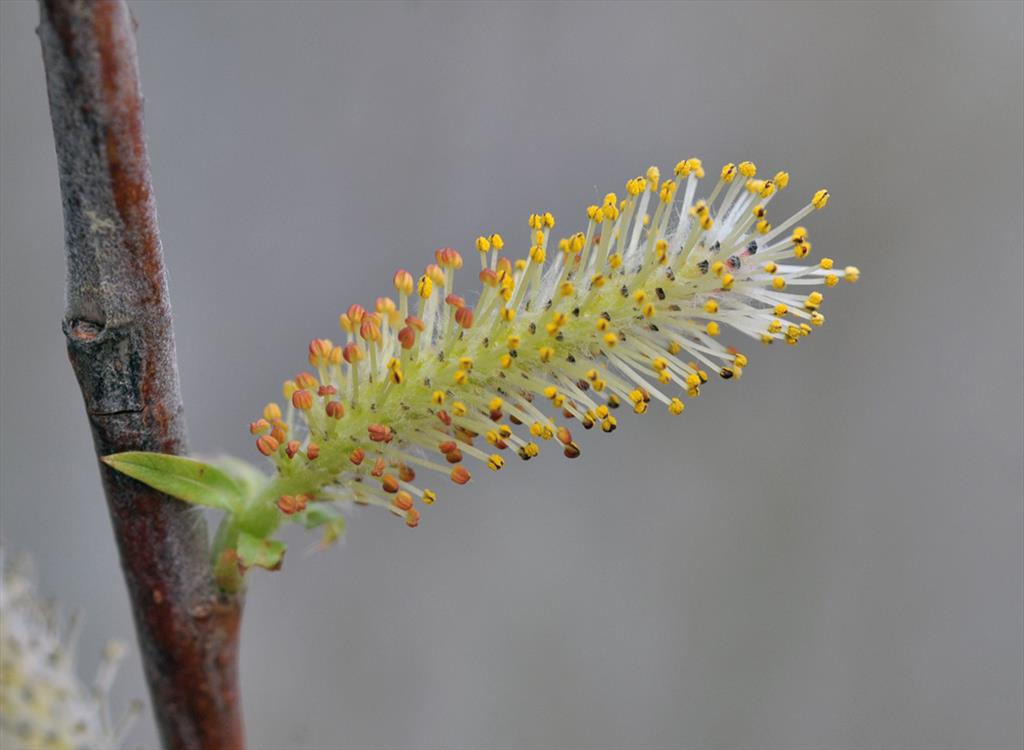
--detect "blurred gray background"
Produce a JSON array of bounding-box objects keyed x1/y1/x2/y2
[{"x1": 2, "y1": 2, "x2": 1022, "y2": 749}]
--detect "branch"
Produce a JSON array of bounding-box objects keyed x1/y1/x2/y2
[{"x1": 37, "y1": 2, "x2": 245, "y2": 748}]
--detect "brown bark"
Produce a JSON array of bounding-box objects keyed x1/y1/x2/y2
[{"x1": 37, "y1": 2, "x2": 245, "y2": 748}]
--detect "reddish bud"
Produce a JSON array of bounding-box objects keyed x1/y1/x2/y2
[
  {"x1": 446, "y1": 449, "x2": 464, "y2": 464},
  {"x1": 445, "y1": 293, "x2": 465, "y2": 308},
  {"x1": 455, "y1": 306, "x2": 474, "y2": 329},
  {"x1": 398, "y1": 326, "x2": 416, "y2": 349},
  {"x1": 405, "y1": 507, "x2": 421, "y2": 528},
  {"x1": 382, "y1": 475, "x2": 400, "y2": 493},
  {"x1": 437, "y1": 410, "x2": 451, "y2": 426},
  {"x1": 306, "y1": 442, "x2": 320, "y2": 460},
  {"x1": 393, "y1": 269, "x2": 414, "y2": 295},
  {"x1": 326, "y1": 400, "x2": 345, "y2": 419},
  {"x1": 450, "y1": 466, "x2": 471, "y2": 485},
  {"x1": 318, "y1": 385, "x2": 337, "y2": 396},
  {"x1": 286, "y1": 440, "x2": 301, "y2": 459},
  {"x1": 371, "y1": 458, "x2": 386, "y2": 477},
  {"x1": 399, "y1": 463, "x2": 416, "y2": 482},
  {"x1": 256, "y1": 435, "x2": 279, "y2": 456},
  {"x1": 438, "y1": 440, "x2": 458, "y2": 455},
  {"x1": 343, "y1": 342, "x2": 364, "y2": 363},
  {"x1": 270, "y1": 425, "x2": 287, "y2": 443},
  {"x1": 249, "y1": 419, "x2": 270, "y2": 435},
  {"x1": 557, "y1": 426, "x2": 573, "y2": 445},
  {"x1": 368, "y1": 423, "x2": 393, "y2": 443},
  {"x1": 479, "y1": 268, "x2": 499, "y2": 287},
  {"x1": 292, "y1": 390, "x2": 314, "y2": 410},
  {"x1": 349, "y1": 449, "x2": 365, "y2": 465},
  {"x1": 405, "y1": 315, "x2": 425, "y2": 332}
]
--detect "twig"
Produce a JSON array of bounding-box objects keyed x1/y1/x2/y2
[{"x1": 37, "y1": 2, "x2": 245, "y2": 748}]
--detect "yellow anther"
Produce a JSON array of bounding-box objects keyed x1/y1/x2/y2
[
  {"x1": 774, "y1": 303, "x2": 789, "y2": 316},
  {"x1": 586, "y1": 368, "x2": 599, "y2": 381},
  {"x1": 704, "y1": 299, "x2": 719, "y2": 313},
  {"x1": 688, "y1": 158, "x2": 705, "y2": 178},
  {"x1": 506, "y1": 334, "x2": 521, "y2": 350},
  {"x1": 734, "y1": 353, "x2": 748, "y2": 368},
  {"x1": 820, "y1": 257, "x2": 834, "y2": 270},
  {"x1": 721, "y1": 163, "x2": 737, "y2": 182},
  {"x1": 738, "y1": 161, "x2": 756, "y2": 178},
  {"x1": 674, "y1": 160, "x2": 689, "y2": 177},
  {"x1": 475, "y1": 236, "x2": 491, "y2": 253},
  {"x1": 560, "y1": 281, "x2": 575, "y2": 297},
  {"x1": 759, "y1": 181, "x2": 775, "y2": 198},
  {"x1": 530, "y1": 421, "x2": 544, "y2": 437},
  {"x1": 757, "y1": 220, "x2": 772, "y2": 234},
  {"x1": 500, "y1": 353, "x2": 513, "y2": 368},
  {"x1": 792, "y1": 227, "x2": 808, "y2": 243},
  {"x1": 454, "y1": 370, "x2": 469, "y2": 385},
  {"x1": 592, "y1": 378, "x2": 606, "y2": 392},
  {"x1": 586, "y1": 205, "x2": 599, "y2": 220},
  {"x1": 501, "y1": 307, "x2": 516, "y2": 322},
  {"x1": 601, "y1": 416, "x2": 617, "y2": 433},
  {"x1": 768, "y1": 319, "x2": 783, "y2": 334},
  {"x1": 825, "y1": 273, "x2": 839, "y2": 287},
  {"x1": 530, "y1": 246, "x2": 546, "y2": 263},
  {"x1": 667, "y1": 341, "x2": 682, "y2": 355},
  {"x1": 595, "y1": 405, "x2": 609, "y2": 419},
  {"x1": 646, "y1": 166, "x2": 660, "y2": 190},
  {"x1": 603, "y1": 192, "x2": 617, "y2": 207},
  {"x1": 700, "y1": 214, "x2": 714, "y2": 231},
  {"x1": 488, "y1": 454, "x2": 505, "y2": 471},
  {"x1": 706, "y1": 321, "x2": 720, "y2": 336},
  {"x1": 543, "y1": 385, "x2": 558, "y2": 400},
  {"x1": 764, "y1": 261, "x2": 778, "y2": 273},
  {"x1": 609, "y1": 253, "x2": 622, "y2": 269},
  {"x1": 633, "y1": 289, "x2": 648, "y2": 304},
  {"x1": 490, "y1": 233, "x2": 504, "y2": 250},
  {"x1": 660, "y1": 180, "x2": 677, "y2": 203},
  {"x1": 642, "y1": 303, "x2": 656, "y2": 318},
  {"x1": 761, "y1": 333, "x2": 773, "y2": 345},
  {"x1": 263, "y1": 402, "x2": 282, "y2": 421},
  {"x1": 538, "y1": 346, "x2": 555, "y2": 362},
  {"x1": 685, "y1": 373, "x2": 701, "y2": 388},
  {"x1": 668, "y1": 398, "x2": 685, "y2": 415},
  {"x1": 633, "y1": 401, "x2": 648, "y2": 414},
  {"x1": 773, "y1": 171, "x2": 790, "y2": 190},
  {"x1": 595, "y1": 318, "x2": 609, "y2": 332},
  {"x1": 752, "y1": 204, "x2": 767, "y2": 219},
  {"x1": 282, "y1": 380, "x2": 298, "y2": 400},
  {"x1": 422, "y1": 489, "x2": 437, "y2": 505},
  {"x1": 721, "y1": 274, "x2": 734, "y2": 290},
  {"x1": 711, "y1": 260, "x2": 725, "y2": 276},
  {"x1": 458, "y1": 356, "x2": 474, "y2": 371},
  {"x1": 604, "y1": 204, "x2": 619, "y2": 221},
  {"x1": 603, "y1": 332, "x2": 619, "y2": 348},
  {"x1": 747, "y1": 179, "x2": 766, "y2": 195},
  {"x1": 591, "y1": 273, "x2": 606, "y2": 288},
  {"x1": 806, "y1": 291, "x2": 824, "y2": 307},
  {"x1": 793, "y1": 240, "x2": 811, "y2": 258},
  {"x1": 452, "y1": 402, "x2": 467, "y2": 417},
  {"x1": 417, "y1": 274, "x2": 433, "y2": 299},
  {"x1": 593, "y1": 207, "x2": 605, "y2": 223},
  {"x1": 514, "y1": 259, "x2": 528, "y2": 271},
  {"x1": 811, "y1": 311, "x2": 825, "y2": 327},
  {"x1": 812, "y1": 189, "x2": 830, "y2": 209},
  {"x1": 844, "y1": 266, "x2": 861, "y2": 283},
  {"x1": 489, "y1": 397, "x2": 504, "y2": 412},
  {"x1": 652, "y1": 357, "x2": 668, "y2": 371},
  {"x1": 772, "y1": 276, "x2": 786, "y2": 290},
  {"x1": 432, "y1": 390, "x2": 446, "y2": 405}
]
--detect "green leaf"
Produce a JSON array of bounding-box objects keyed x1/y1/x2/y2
[
  {"x1": 236, "y1": 531, "x2": 286, "y2": 571},
  {"x1": 102, "y1": 452, "x2": 244, "y2": 513}
]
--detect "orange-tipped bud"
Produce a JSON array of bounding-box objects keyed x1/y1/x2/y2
[
  {"x1": 371, "y1": 457, "x2": 386, "y2": 477},
  {"x1": 308, "y1": 338, "x2": 333, "y2": 367},
  {"x1": 405, "y1": 507, "x2": 421, "y2": 528},
  {"x1": 346, "y1": 304, "x2": 366, "y2": 325},
  {"x1": 329, "y1": 346, "x2": 343, "y2": 365},
  {"x1": 256, "y1": 435, "x2": 279, "y2": 456},
  {"x1": 326, "y1": 400, "x2": 345, "y2": 419},
  {"x1": 382, "y1": 474, "x2": 400, "y2": 493},
  {"x1": 270, "y1": 424, "x2": 287, "y2": 444},
  {"x1": 318, "y1": 385, "x2": 337, "y2": 396},
  {"x1": 292, "y1": 390, "x2": 314, "y2": 410},
  {"x1": 425, "y1": 263, "x2": 445, "y2": 285},
  {"x1": 480, "y1": 268, "x2": 499, "y2": 287},
  {"x1": 343, "y1": 342, "x2": 364, "y2": 363},
  {"x1": 249, "y1": 419, "x2": 270, "y2": 435},
  {"x1": 437, "y1": 410, "x2": 451, "y2": 426},
  {"x1": 295, "y1": 371, "x2": 318, "y2": 390},
  {"x1": 445, "y1": 293, "x2": 465, "y2": 308},
  {"x1": 368, "y1": 423, "x2": 394, "y2": 443},
  {"x1": 399, "y1": 463, "x2": 416, "y2": 482},
  {"x1": 397, "y1": 326, "x2": 416, "y2": 349},
  {"x1": 455, "y1": 306, "x2": 474, "y2": 329},
  {"x1": 435, "y1": 247, "x2": 463, "y2": 269},
  {"x1": 277, "y1": 495, "x2": 306, "y2": 515},
  {"x1": 349, "y1": 449, "x2": 365, "y2": 465},
  {"x1": 405, "y1": 315, "x2": 425, "y2": 332},
  {"x1": 306, "y1": 442, "x2": 320, "y2": 460},
  {"x1": 393, "y1": 491, "x2": 414, "y2": 511},
  {"x1": 445, "y1": 448, "x2": 464, "y2": 464},
  {"x1": 439, "y1": 440, "x2": 458, "y2": 455},
  {"x1": 393, "y1": 269, "x2": 414, "y2": 295},
  {"x1": 360, "y1": 315, "x2": 381, "y2": 343},
  {"x1": 285, "y1": 440, "x2": 301, "y2": 459},
  {"x1": 556, "y1": 426, "x2": 573, "y2": 445},
  {"x1": 450, "y1": 466, "x2": 471, "y2": 485},
  {"x1": 263, "y1": 402, "x2": 282, "y2": 421}
]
